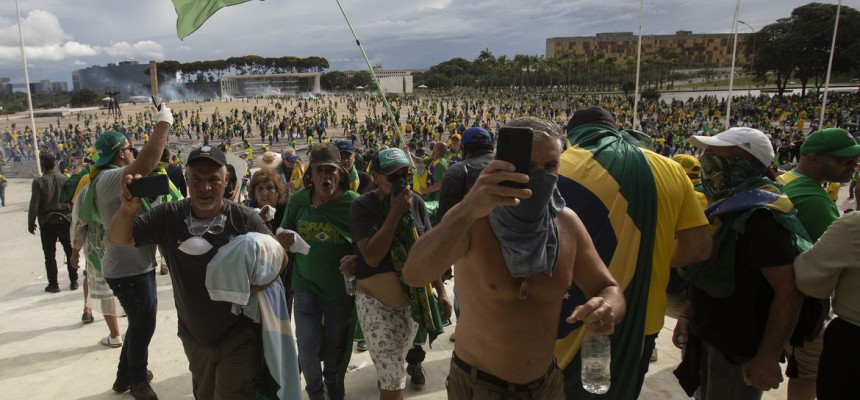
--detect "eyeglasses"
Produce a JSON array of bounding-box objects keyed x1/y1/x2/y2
[
  {"x1": 825, "y1": 153, "x2": 858, "y2": 166},
  {"x1": 386, "y1": 169, "x2": 413, "y2": 183},
  {"x1": 118, "y1": 147, "x2": 132, "y2": 153}
]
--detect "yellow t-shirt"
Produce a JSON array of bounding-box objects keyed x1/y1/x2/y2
[{"x1": 642, "y1": 149, "x2": 709, "y2": 334}]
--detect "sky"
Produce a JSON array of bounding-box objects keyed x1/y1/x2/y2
[{"x1": 0, "y1": 0, "x2": 852, "y2": 85}]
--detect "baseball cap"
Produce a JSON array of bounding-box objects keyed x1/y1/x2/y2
[
  {"x1": 672, "y1": 154, "x2": 701, "y2": 176},
  {"x1": 309, "y1": 143, "x2": 344, "y2": 171},
  {"x1": 461, "y1": 127, "x2": 493, "y2": 146},
  {"x1": 186, "y1": 145, "x2": 227, "y2": 166},
  {"x1": 800, "y1": 128, "x2": 860, "y2": 157},
  {"x1": 286, "y1": 155, "x2": 300, "y2": 163},
  {"x1": 377, "y1": 148, "x2": 411, "y2": 174},
  {"x1": 93, "y1": 130, "x2": 127, "y2": 168},
  {"x1": 335, "y1": 140, "x2": 355, "y2": 154},
  {"x1": 689, "y1": 127, "x2": 775, "y2": 167},
  {"x1": 450, "y1": 133, "x2": 462, "y2": 141}
]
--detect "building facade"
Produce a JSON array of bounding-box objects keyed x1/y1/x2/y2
[
  {"x1": 546, "y1": 31, "x2": 751, "y2": 68},
  {"x1": 219, "y1": 73, "x2": 321, "y2": 97},
  {"x1": 72, "y1": 60, "x2": 172, "y2": 99}
]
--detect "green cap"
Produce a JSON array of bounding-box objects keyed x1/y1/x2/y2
[
  {"x1": 800, "y1": 128, "x2": 860, "y2": 157},
  {"x1": 93, "y1": 130, "x2": 127, "y2": 168},
  {"x1": 377, "y1": 148, "x2": 410, "y2": 174}
]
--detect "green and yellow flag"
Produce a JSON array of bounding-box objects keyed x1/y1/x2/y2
[
  {"x1": 556, "y1": 123, "x2": 658, "y2": 400},
  {"x1": 172, "y1": 0, "x2": 255, "y2": 40}
]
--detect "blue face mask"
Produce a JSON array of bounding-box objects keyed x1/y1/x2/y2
[{"x1": 488, "y1": 169, "x2": 566, "y2": 282}]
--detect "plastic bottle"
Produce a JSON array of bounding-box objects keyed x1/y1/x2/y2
[
  {"x1": 581, "y1": 334, "x2": 611, "y2": 394},
  {"x1": 344, "y1": 274, "x2": 356, "y2": 296}
]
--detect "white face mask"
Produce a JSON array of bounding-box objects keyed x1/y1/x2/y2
[
  {"x1": 180, "y1": 212, "x2": 225, "y2": 256},
  {"x1": 178, "y1": 236, "x2": 214, "y2": 255}
]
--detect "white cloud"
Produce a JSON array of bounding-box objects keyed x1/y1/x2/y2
[
  {"x1": 102, "y1": 40, "x2": 164, "y2": 60},
  {"x1": 0, "y1": 10, "x2": 98, "y2": 61},
  {"x1": 73, "y1": 60, "x2": 86, "y2": 66}
]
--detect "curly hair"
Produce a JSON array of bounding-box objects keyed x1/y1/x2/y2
[{"x1": 247, "y1": 168, "x2": 288, "y2": 206}]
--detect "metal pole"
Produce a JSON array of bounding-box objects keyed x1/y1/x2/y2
[
  {"x1": 15, "y1": 0, "x2": 40, "y2": 176},
  {"x1": 725, "y1": 0, "x2": 741, "y2": 129},
  {"x1": 739, "y1": 20, "x2": 755, "y2": 95},
  {"x1": 632, "y1": 0, "x2": 644, "y2": 130},
  {"x1": 819, "y1": 0, "x2": 842, "y2": 129}
]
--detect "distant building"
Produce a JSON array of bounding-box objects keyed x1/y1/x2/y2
[
  {"x1": 0, "y1": 78, "x2": 11, "y2": 95},
  {"x1": 546, "y1": 31, "x2": 751, "y2": 68},
  {"x1": 30, "y1": 80, "x2": 67, "y2": 93},
  {"x1": 220, "y1": 73, "x2": 321, "y2": 97},
  {"x1": 72, "y1": 60, "x2": 173, "y2": 99},
  {"x1": 344, "y1": 65, "x2": 414, "y2": 93}
]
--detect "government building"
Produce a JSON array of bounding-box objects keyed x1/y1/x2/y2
[{"x1": 546, "y1": 31, "x2": 751, "y2": 68}]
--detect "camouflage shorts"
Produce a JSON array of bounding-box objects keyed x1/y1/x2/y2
[{"x1": 356, "y1": 292, "x2": 418, "y2": 390}]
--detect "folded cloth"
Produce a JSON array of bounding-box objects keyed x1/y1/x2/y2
[
  {"x1": 206, "y1": 232, "x2": 301, "y2": 400},
  {"x1": 275, "y1": 227, "x2": 311, "y2": 255}
]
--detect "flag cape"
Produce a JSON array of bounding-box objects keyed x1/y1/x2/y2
[
  {"x1": 172, "y1": 0, "x2": 253, "y2": 40},
  {"x1": 555, "y1": 123, "x2": 658, "y2": 399}
]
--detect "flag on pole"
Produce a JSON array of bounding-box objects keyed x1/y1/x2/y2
[{"x1": 172, "y1": 0, "x2": 254, "y2": 40}]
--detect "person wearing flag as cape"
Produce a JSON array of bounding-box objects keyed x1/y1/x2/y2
[
  {"x1": 345, "y1": 147, "x2": 450, "y2": 399},
  {"x1": 674, "y1": 127, "x2": 808, "y2": 399},
  {"x1": 280, "y1": 142, "x2": 359, "y2": 400},
  {"x1": 555, "y1": 107, "x2": 711, "y2": 399},
  {"x1": 404, "y1": 117, "x2": 625, "y2": 399}
]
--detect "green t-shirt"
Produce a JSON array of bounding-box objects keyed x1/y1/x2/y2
[
  {"x1": 281, "y1": 188, "x2": 358, "y2": 302},
  {"x1": 422, "y1": 157, "x2": 448, "y2": 202},
  {"x1": 780, "y1": 170, "x2": 839, "y2": 242}
]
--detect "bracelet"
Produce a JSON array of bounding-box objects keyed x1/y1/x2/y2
[{"x1": 678, "y1": 313, "x2": 694, "y2": 320}]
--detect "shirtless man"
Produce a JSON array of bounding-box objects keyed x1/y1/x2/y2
[{"x1": 403, "y1": 117, "x2": 626, "y2": 399}]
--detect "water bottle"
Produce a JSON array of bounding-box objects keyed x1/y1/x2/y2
[
  {"x1": 344, "y1": 274, "x2": 356, "y2": 296},
  {"x1": 581, "y1": 334, "x2": 611, "y2": 394}
]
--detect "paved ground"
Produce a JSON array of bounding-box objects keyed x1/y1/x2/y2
[{"x1": 3, "y1": 176, "x2": 841, "y2": 399}]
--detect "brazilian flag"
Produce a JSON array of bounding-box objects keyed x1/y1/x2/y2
[
  {"x1": 555, "y1": 123, "x2": 657, "y2": 400},
  {"x1": 172, "y1": 0, "x2": 257, "y2": 40}
]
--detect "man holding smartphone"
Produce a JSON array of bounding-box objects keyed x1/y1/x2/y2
[
  {"x1": 404, "y1": 117, "x2": 625, "y2": 399},
  {"x1": 78, "y1": 104, "x2": 173, "y2": 400}
]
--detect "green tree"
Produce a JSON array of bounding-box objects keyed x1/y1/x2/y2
[{"x1": 69, "y1": 89, "x2": 101, "y2": 107}]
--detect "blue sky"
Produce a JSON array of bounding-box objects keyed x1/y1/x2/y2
[{"x1": 0, "y1": 0, "x2": 846, "y2": 85}]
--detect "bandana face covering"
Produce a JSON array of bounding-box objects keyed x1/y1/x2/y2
[
  {"x1": 699, "y1": 154, "x2": 763, "y2": 202},
  {"x1": 488, "y1": 169, "x2": 566, "y2": 280},
  {"x1": 179, "y1": 213, "x2": 226, "y2": 256}
]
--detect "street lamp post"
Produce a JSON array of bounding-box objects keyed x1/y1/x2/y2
[{"x1": 739, "y1": 20, "x2": 756, "y2": 95}]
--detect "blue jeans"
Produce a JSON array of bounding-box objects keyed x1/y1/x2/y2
[
  {"x1": 293, "y1": 291, "x2": 353, "y2": 400},
  {"x1": 106, "y1": 270, "x2": 158, "y2": 383}
]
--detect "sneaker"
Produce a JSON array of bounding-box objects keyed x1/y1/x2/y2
[
  {"x1": 356, "y1": 340, "x2": 368, "y2": 352},
  {"x1": 45, "y1": 285, "x2": 60, "y2": 293},
  {"x1": 113, "y1": 370, "x2": 154, "y2": 393},
  {"x1": 70, "y1": 281, "x2": 79, "y2": 290},
  {"x1": 407, "y1": 363, "x2": 426, "y2": 389},
  {"x1": 650, "y1": 348, "x2": 658, "y2": 363},
  {"x1": 101, "y1": 334, "x2": 123, "y2": 348},
  {"x1": 159, "y1": 265, "x2": 168, "y2": 275},
  {"x1": 449, "y1": 332, "x2": 456, "y2": 342},
  {"x1": 82, "y1": 311, "x2": 94, "y2": 324},
  {"x1": 129, "y1": 380, "x2": 158, "y2": 400}
]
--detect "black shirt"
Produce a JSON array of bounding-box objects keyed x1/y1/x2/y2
[
  {"x1": 349, "y1": 191, "x2": 431, "y2": 280},
  {"x1": 691, "y1": 209, "x2": 798, "y2": 360}
]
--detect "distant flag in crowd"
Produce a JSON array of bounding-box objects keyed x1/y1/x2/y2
[
  {"x1": 702, "y1": 123, "x2": 716, "y2": 137},
  {"x1": 172, "y1": 0, "x2": 258, "y2": 40}
]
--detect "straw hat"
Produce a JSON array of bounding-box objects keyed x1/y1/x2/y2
[{"x1": 257, "y1": 151, "x2": 281, "y2": 170}]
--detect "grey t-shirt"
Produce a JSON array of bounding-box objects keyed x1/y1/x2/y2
[
  {"x1": 97, "y1": 167, "x2": 159, "y2": 279},
  {"x1": 133, "y1": 199, "x2": 270, "y2": 346}
]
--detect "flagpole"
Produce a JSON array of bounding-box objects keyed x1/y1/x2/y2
[
  {"x1": 725, "y1": 0, "x2": 740, "y2": 129},
  {"x1": 334, "y1": 0, "x2": 412, "y2": 167},
  {"x1": 632, "y1": 0, "x2": 644, "y2": 130},
  {"x1": 819, "y1": 0, "x2": 842, "y2": 128},
  {"x1": 15, "y1": 0, "x2": 40, "y2": 176}
]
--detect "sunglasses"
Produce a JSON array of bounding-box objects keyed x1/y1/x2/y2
[{"x1": 385, "y1": 169, "x2": 412, "y2": 183}]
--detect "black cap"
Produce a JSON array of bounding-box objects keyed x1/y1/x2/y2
[
  {"x1": 567, "y1": 106, "x2": 617, "y2": 131},
  {"x1": 187, "y1": 145, "x2": 227, "y2": 166},
  {"x1": 335, "y1": 140, "x2": 355, "y2": 154}
]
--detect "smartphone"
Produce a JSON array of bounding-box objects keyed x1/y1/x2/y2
[
  {"x1": 151, "y1": 95, "x2": 163, "y2": 111},
  {"x1": 128, "y1": 175, "x2": 170, "y2": 198},
  {"x1": 495, "y1": 127, "x2": 533, "y2": 188}
]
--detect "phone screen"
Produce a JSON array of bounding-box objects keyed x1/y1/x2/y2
[{"x1": 495, "y1": 127, "x2": 533, "y2": 188}]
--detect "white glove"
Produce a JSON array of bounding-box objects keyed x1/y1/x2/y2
[{"x1": 156, "y1": 106, "x2": 173, "y2": 126}]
